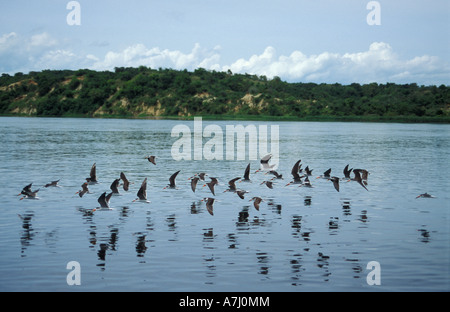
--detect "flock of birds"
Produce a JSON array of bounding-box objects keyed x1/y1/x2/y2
[{"x1": 17, "y1": 153, "x2": 434, "y2": 216}]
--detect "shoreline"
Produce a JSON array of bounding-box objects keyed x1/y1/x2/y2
[{"x1": 1, "y1": 113, "x2": 449, "y2": 124}]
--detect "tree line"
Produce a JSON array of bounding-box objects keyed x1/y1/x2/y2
[{"x1": 0, "y1": 67, "x2": 448, "y2": 122}]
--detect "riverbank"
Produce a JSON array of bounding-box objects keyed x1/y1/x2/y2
[{"x1": 1, "y1": 113, "x2": 449, "y2": 124}]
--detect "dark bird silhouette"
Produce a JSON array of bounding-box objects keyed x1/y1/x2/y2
[
  {"x1": 260, "y1": 180, "x2": 274, "y2": 189},
  {"x1": 76, "y1": 182, "x2": 90, "y2": 197},
  {"x1": 86, "y1": 163, "x2": 98, "y2": 184},
  {"x1": 204, "y1": 177, "x2": 218, "y2": 196},
  {"x1": 18, "y1": 183, "x2": 33, "y2": 196},
  {"x1": 110, "y1": 178, "x2": 120, "y2": 194},
  {"x1": 330, "y1": 176, "x2": 340, "y2": 192},
  {"x1": 243, "y1": 163, "x2": 251, "y2": 181},
  {"x1": 343, "y1": 164, "x2": 353, "y2": 179},
  {"x1": 353, "y1": 169, "x2": 369, "y2": 185},
  {"x1": 164, "y1": 170, "x2": 180, "y2": 189},
  {"x1": 134, "y1": 178, "x2": 147, "y2": 201},
  {"x1": 19, "y1": 186, "x2": 40, "y2": 200},
  {"x1": 236, "y1": 190, "x2": 248, "y2": 199},
  {"x1": 44, "y1": 179, "x2": 60, "y2": 187},
  {"x1": 286, "y1": 159, "x2": 303, "y2": 185},
  {"x1": 146, "y1": 155, "x2": 156, "y2": 165},
  {"x1": 190, "y1": 177, "x2": 199, "y2": 193},
  {"x1": 97, "y1": 192, "x2": 113, "y2": 208},
  {"x1": 304, "y1": 166, "x2": 313, "y2": 176},
  {"x1": 249, "y1": 197, "x2": 263, "y2": 211},
  {"x1": 416, "y1": 193, "x2": 435, "y2": 198},
  {"x1": 202, "y1": 197, "x2": 216, "y2": 216},
  {"x1": 266, "y1": 170, "x2": 283, "y2": 179},
  {"x1": 348, "y1": 170, "x2": 368, "y2": 191},
  {"x1": 300, "y1": 175, "x2": 313, "y2": 188},
  {"x1": 317, "y1": 168, "x2": 331, "y2": 179},
  {"x1": 120, "y1": 172, "x2": 130, "y2": 191},
  {"x1": 226, "y1": 177, "x2": 241, "y2": 192}
]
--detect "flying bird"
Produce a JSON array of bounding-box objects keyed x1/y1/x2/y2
[
  {"x1": 226, "y1": 177, "x2": 241, "y2": 192},
  {"x1": 416, "y1": 193, "x2": 435, "y2": 198},
  {"x1": 76, "y1": 182, "x2": 90, "y2": 197},
  {"x1": 343, "y1": 164, "x2": 353, "y2": 179},
  {"x1": 86, "y1": 163, "x2": 98, "y2": 184},
  {"x1": 190, "y1": 176, "x2": 200, "y2": 193},
  {"x1": 300, "y1": 175, "x2": 313, "y2": 188},
  {"x1": 353, "y1": 169, "x2": 369, "y2": 185},
  {"x1": 203, "y1": 177, "x2": 218, "y2": 196},
  {"x1": 120, "y1": 172, "x2": 130, "y2": 191},
  {"x1": 236, "y1": 190, "x2": 248, "y2": 199},
  {"x1": 18, "y1": 183, "x2": 33, "y2": 196},
  {"x1": 260, "y1": 180, "x2": 274, "y2": 189},
  {"x1": 19, "y1": 187, "x2": 40, "y2": 200},
  {"x1": 202, "y1": 197, "x2": 216, "y2": 216},
  {"x1": 134, "y1": 178, "x2": 148, "y2": 201},
  {"x1": 242, "y1": 163, "x2": 251, "y2": 181},
  {"x1": 348, "y1": 170, "x2": 368, "y2": 191},
  {"x1": 256, "y1": 154, "x2": 276, "y2": 172},
  {"x1": 304, "y1": 166, "x2": 313, "y2": 176},
  {"x1": 286, "y1": 159, "x2": 303, "y2": 185},
  {"x1": 164, "y1": 170, "x2": 180, "y2": 189},
  {"x1": 97, "y1": 192, "x2": 113, "y2": 208},
  {"x1": 317, "y1": 168, "x2": 332, "y2": 179},
  {"x1": 249, "y1": 197, "x2": 263, "y2": 211},
  {"x1": 44, "y1": 179, "x2": 60, "y2": 187},
  {"x1": 330, "y1": 176, "x2": 340, "y2": 192},
  {"x1": 146, "y1": 155, "x2": 156, "y2": 165},
  {"x1": 266, "y1": 170, "x2": 283, "y2": 179},
  {"x1": 110, "y1": 178, "x2": 120, "y2": 194}
]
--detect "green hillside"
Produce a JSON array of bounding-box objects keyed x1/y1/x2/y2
[{"x1": 1, "y1": 67, "x2": 449, "y2": 122}]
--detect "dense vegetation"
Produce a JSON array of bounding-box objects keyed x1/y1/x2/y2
[{"x1": 0, "y1": 67, "x2": 449, "y2": 122}]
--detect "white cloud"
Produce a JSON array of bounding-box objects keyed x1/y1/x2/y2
[
  {"x1": 91, "y1": 42, "x2": 222, "y2": 72},
  {"x1": 0, "y1": 32, "x2": 19, "y2": 53},
  {"x1": 29, "y1": 32, "x2": 58, "y2": 48},
  {"x1": 0, "y1": 31, "x2": 448, "y2": 85},
  {"x1": 222, "y1": 42, "x2": 449, "y2": 84}
]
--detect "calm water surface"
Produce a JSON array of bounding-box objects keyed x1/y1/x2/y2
[{"x1": 0, "y1": 117, "x2": 448, "y2": 292}]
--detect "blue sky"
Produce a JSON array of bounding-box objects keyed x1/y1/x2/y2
[{"x1": 0, "y1": 0, "x2": 449, "y2": 85}]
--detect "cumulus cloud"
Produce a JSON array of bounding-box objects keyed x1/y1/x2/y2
[
  {"x1": 0, "y1": 32, "x2": 19, "y2": 53},
  {"x1": 0, "y1": 31, "x2": 448, "y2": 85},
  {"x1": 90, "y1": 43, "x2": 223, "y2": 72},
  {"x1": 223, "y1": 42, "x2": 449, "y2": 84},
  {"x1": 29, "y1": 32, "x2": 58, "y2": 48},
  {"x1": 90, "y1": 41, "x2": 448, "y2": 84}
]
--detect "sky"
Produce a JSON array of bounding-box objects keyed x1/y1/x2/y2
[{"x1": 0, "y1": 0, "x2": 449, "y2": 85}]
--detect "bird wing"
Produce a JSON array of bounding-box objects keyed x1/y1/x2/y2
[
  {"x1": 137, "y1": 178, "x2": 147, "y2": 200},
  {"x1": 291, "y1": 160, "x2": 301, "y2": 179},
  {"x1": 206, "y1": 198, "x2": 214, "y2": 215},
  {"x1": 244, "y1": 163, "x2": 250, "y2": 180},
  {"x1": 191, "y1": 177, "x2": 199, "y2": 193},
  {"x1": 331, "y1": 177, "x2": 339, "y2": 192},
  {"x1": 98, "y1": 192, "x2": 107, "y2": 207},
  {"x1": 228, "y1": 177, "x2": 241, "y2": 188},
  {"x1": 90, "y1": 163, "x2": 96, "y2": 180},
  {"x1": 260, "y1": 154, "x2": 272, "y2": 164},
  {"x1": 169, "y1": 170, "x2": 180, "y2": 187}
]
